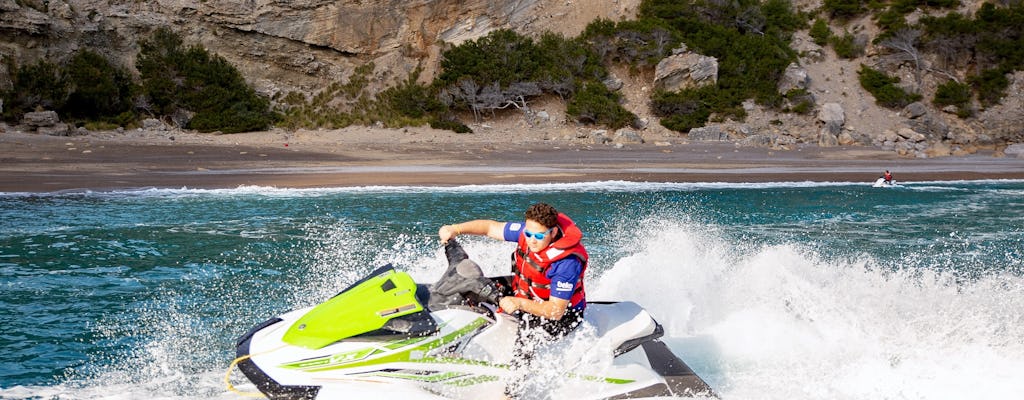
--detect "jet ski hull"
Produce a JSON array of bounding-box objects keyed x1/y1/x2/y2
[
  {"x1": 230, "y1": 242, "x2": 714, "y2": 399},
  {"x1": 234, "y1": 302, "x2": 714, "y2": 399}
]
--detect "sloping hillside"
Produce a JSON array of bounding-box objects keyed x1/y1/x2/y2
[{"x1": 1, "y1": 0, "x2": 1020, "y2": 156}]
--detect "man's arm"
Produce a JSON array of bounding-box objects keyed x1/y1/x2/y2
[
  {"x1": 499, "y1": 296, "x2": 570, "y2": 320},
  {"x1": 439, "y1": 220, "x2": 506, "y2": 242}
]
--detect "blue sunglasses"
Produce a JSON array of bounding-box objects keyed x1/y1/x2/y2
[{"x1": 523, "y1": 227, "x2": 554, "y2": 240}]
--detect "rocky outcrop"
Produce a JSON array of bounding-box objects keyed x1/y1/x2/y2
[
  {"x1": 0, "y1": 0, "x2": 637, "y2": 96},
  {"x1": 0, "y1": 0, "x2": 1020, "y2": 158},
  {"x1": 654, "y1": 52, "x2": 719, "y2": 92},
  {"x1": 817, "y1": 102, "x2": 845, "y2": 147},
  {"x1": 22, "y1": 110, "x2": 69, "y2": 136},
  {"x1": 778, "y1": 63, "x2": 810, "y2": 94},
  {"x1": 687, "y1": 126, "x2": 729, "y2": 141}
]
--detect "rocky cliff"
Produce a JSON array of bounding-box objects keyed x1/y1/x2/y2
[
  {"x1": 1, "y1": 0, "x2": 634, "y2": 95},
  {"x1": 1, "y1": 0, "x2": 1020, "y2": 156}
]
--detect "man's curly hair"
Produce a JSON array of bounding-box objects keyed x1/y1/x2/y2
[{"x1": 524, "y1": 203, "x2": 559, "y2": 229}]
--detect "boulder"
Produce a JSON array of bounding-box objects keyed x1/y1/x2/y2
[
  {"x1": 142, "y1": 118, "x2": 167, "y2": 131},
  {"x1": 817, "y1": 103, "x2": 845, "y2": 126},
  {"x1": 739, "y1": 134, "x2": 773, "y2": 147},
  {"x1": 654, "y1": 53, "x2": 718, "y2": 92},
  {"x1": 881, "y1": 129, "x2": 900, "y2": 143},
  {"x1": 838, "y1": 132, "x2": 856, "y2": 146},
  {"x1": 687, "y1": 126, "x2": 728, "y2": 141},
  {"x1": 23, "y1": 111, "x2": 60, "y2": 127},
  {"x1": 818, "y1": 131, "x2": 839, "y2": 147},
  {"x1": 635, "y1": 118, "x2": 649, "y2": 130},
  {"x1": 778, "y1": 63, "x2": 810, "y2": 94},
  {"x1": 897, "y1": 128, "x2": 920, "y2": 140},
  {"x1": 603, "y1": 76, "x2": 623, "y2": 91},
  {"x1": 613, "y1": 129, "x2": 644, "y2": 144},
  {"x1": 907, "y1": 114, "x2": 950, "y2": 140},
  {"x1": 37, "y1": 123, "x2": 70, "y2": 136},
  {"x1": 902, "y1": 102, "x2": 928, "y2": 119}
]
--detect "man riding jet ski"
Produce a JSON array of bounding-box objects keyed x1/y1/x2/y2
[{"x1": 229, "y1": 240, "x2": 715, "y2": 399}]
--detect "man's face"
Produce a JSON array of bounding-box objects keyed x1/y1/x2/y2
[{"x1": 524, "y1": 219, "x2": 556, "y2": 253}]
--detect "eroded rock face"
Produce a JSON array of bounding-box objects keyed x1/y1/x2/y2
[
  {"x1": 0, "y1": 0, "x2": 638, "y2": 95},
  {"x1": 654, "y1": 52, "x2": 719, "y2": 92}
]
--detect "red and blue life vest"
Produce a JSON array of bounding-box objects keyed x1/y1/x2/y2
[{"x1": 511, "y1": 213, "x2": 588, "y2": 309}]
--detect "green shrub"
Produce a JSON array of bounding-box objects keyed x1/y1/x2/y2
[
  {"x1": 437, "y1": 29, "x2": 631, "y2": 129},
  {"x1": 1, "y1": 59, "x2": 67, "y2": 121},
  {"x1": 875, "y1": 9, "x2": 909, "y2": 33},
  {"x1": 83, "y1": 121, "x2": 121, "y2": 131},
  {"x1": 857, "y1": 64, "x2": 921, "y2": 108},
  {"x1": 275, "y1": 63, "x2": 379, "y2": 131},
  {"x1": 650, "y1": 88, "x2": 712, "y2": 132},
  {"x1": 785, "y1": 88, "x2": 815, "y2": 114},
  {"x1": 566, "y1": 82, "x2": 636, "y2": 130},
  {"x1": 137, "y1": 27, "x2": 275, "y2": 133},
  {"x1": 969, "y1": 67, "x2": 1010, "y2": 107},
  {"x1": 832, "y1": 31, "x2": 865, "y2": 58},
  {"x1": 809, "y1": 18, "x2": 832, "y2": 46},
  {"x1": 634, "y1": 0, "x2": 798, "y2": 132},
  {"x1": 61, "y1": 50, "x2": 136, "y2": 122},
  {"x1": 932, "y1": 79, "x2": 973, "y2": 117},
  {"x1": 920, "y1": 3, "x2": 1023, "y2": 105},
  {"x1": 823, "y1": 0, "x2": 867, "y2": 19},
  {"x1": 429, "y1": 117, "x2": 472, "y2": 133},
  {"x1": 438, "y1": 29, "x2": 544, "y2": 88},
  {"x1": 580, "y1": 18, "x2": 681, "y2": 69}
]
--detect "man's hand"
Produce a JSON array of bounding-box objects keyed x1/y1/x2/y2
[
  {"x1": 499, "y1": 296, "x2": 520, "y2": 313},
  {"x1": 438, "y1": 224, "x2": 458, "y2": 243}
]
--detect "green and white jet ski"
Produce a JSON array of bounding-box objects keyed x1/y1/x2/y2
[{"x1": 230, "y1": 240, "x2": 715, "y2": 399}]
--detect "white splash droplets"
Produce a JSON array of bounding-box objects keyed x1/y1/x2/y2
[{"x1": 591, "y1": 218, "x2": 1024, "y2": 399}]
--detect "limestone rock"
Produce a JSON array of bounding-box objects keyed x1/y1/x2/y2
[
  {"x1": 0, "y1": 2, "x2": 50, "y2": 34},
  {"x1": 778, "y1": 63, "x2": 809, "y2": 94},
  {"x1": 819, "y1": 131, "x2": 839, "y2": 147},
  {"x1": 23, "y1": 111, "x2": 60, "y2": 127},
  {"x1": 740, "y1": 134, "x2": 773, "y2": 147},
  {"x1": 654, "y1": 53, "x2": 718, "y2": 92},
  {"x1": 687, "y1": 126, "x2": 728, "y2": 141},
  {"x1": 37, "y1": 122, "x2": 70, "y2": 136},
  {"x1": 838, "y1": 132, "x2": 856, "y2": 145},
  {"x1": 817, "y1": 103, "x2": 845, "y2": 126},
  {"x1": 613, "y1": 129, "x2": 644, "y2": 144},
  {"x1": 902, "y1": 102, "x2": 928, "y2": 119},
  {"x1": 142, "y1": 118, "x2": 167, "y2": 131},
  {"x1": 896, "y1": 128, "x2": 926, "y2": 143},
  {"x1": 603, "y1": 76, "x2": 623, "y2": 91}
]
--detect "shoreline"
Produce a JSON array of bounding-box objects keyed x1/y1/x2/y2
[{"x1": 3, "y1": 128, "x2": 1024, "y2": 192}]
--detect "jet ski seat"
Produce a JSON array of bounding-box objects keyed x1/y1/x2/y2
[{"x1": 582, "y1": 302, "x2": 663, "y2": 355}]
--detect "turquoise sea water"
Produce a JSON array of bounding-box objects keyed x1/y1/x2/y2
[{"x1": 1, "y1": 181, "x2": 1022, "y2": 399}]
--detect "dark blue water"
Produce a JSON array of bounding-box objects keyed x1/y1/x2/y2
[{"x1": 1, "y1": 181, "x2": 1022, "y2": 399}]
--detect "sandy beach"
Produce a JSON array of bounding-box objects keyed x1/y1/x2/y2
[{"x1": 2, "y1": 125, "x2": 1024, "y2": 192}]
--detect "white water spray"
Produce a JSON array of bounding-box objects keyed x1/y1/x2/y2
[{"x1": 592, "y1": 219, "x2": 1024, "y2": 399}]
